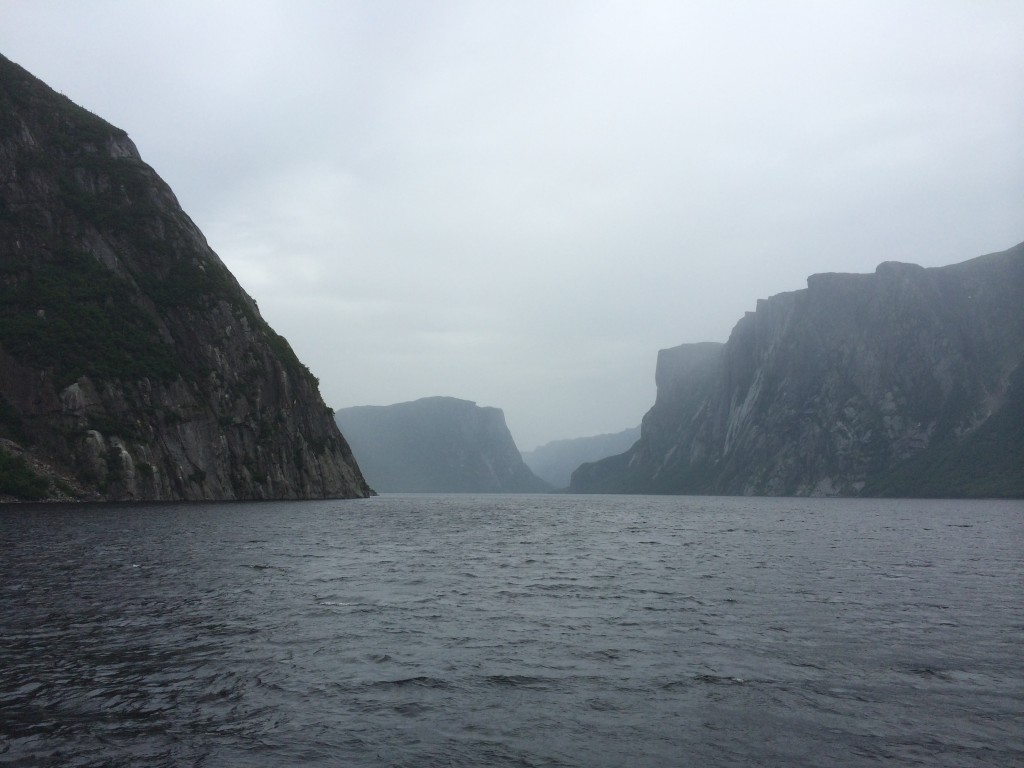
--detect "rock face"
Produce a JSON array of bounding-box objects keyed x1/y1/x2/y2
[
  {"x1": 521, "y1": 426, "x2": 640, "y2": 489},
  {"x1": 571, "y1": 244, "x2": 1024, "y2": 497},
  {"x1": 0, "y1": 54, "x2": 372, "y2": 501},
  {"x1": 335, "y1": 397, "x2": 550, "y2": 493}
]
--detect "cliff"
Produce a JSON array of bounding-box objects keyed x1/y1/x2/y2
[
  {"x1": 571, "y1": 244, "x2": 1024, "y2": 497},
  {"x1": 0, "y1": 54, "x2": 372, "y2": 501},
  {"x1": 335, "y1": 397, "x2": 550, "y2": 493},
  {"x1": 521, "y1": 426, "x2": 640, "y2": 489}
]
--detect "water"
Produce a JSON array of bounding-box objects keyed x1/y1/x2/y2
[{"x1": 1, "y1": 495, "x2": 1021, "y2": 767}]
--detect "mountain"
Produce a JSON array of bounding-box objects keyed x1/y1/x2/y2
[
  {"x1": 521, "y1": 426, "x2": 640, "y2": 489},
  {"x1": 335, "y1": 397, "x2": 550, "y2": 493},
  {"x1": 0, "y1": 54, "x2": 372, "y2": 501},
  {"x1": 571, "y1": 244, "x2": 1024, "y2": 498}
]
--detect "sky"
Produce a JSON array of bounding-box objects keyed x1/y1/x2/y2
[{"x1": 2, "y1": 1, "x2": 1022, "y2": 450}]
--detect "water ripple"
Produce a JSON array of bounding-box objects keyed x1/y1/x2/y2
[{"x1": 1, "y1": 495, "x2": 1022, "y2": 767}]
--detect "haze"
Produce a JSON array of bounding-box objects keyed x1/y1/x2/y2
[{"x1": 2, "y1": 1, "x2": 1021, "y2": 449}]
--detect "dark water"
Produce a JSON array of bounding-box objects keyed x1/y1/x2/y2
[{"x1": 1, "y1": 495, "x2": 1022, "y2": 767}]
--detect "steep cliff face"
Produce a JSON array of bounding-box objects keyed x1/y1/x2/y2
[
  {"x1": 571, "y1": 244, "x2": 1024, "y2": 497},
  {"x1": 570, "y1": 343, "x2": 723, "y2": 494},
  {"x1": 0, "y1": 54, "x2": 372, "y2": 501},
  {"x1": 335, "y1": 397, "x2": 549, "y2": 493}
]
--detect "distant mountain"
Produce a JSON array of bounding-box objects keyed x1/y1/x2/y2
[
  {"x1": 571, "y1": 244, "x2": 1024, "y2": 498},
  {"x1": 335, "y1": 397, "x2": 550, "y2": 493},
  {"x1": 522, "y1": 426, "x2": 640, "y2": 489},
  {"x1": 0, "y1": 54, "x2": 372, "y2": 501}
]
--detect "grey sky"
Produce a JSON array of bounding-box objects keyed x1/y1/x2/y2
[{"x1": 3, "y1": 1, "x2": 1022, "y2": 450}]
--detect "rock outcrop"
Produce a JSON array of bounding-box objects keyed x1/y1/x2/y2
[
  {"x1": 335, "y1": 397, "x2": 550, "y2": 493},
  {"x1": 571, "y1": 244, "x2": 1024, "y2": 497},
  {"x1": 521, "y1": 426, "x2": 640, "y2": 489},
  {"x1": 0, "y1": 54, "x2": 372, "y2": 501}
]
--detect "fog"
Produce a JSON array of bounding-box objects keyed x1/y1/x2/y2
[{"x1": 3, "y1": 1, "x2": 1021, "y2": 448}]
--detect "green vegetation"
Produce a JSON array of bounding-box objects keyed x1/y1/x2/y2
[
  {"x1": 261, "y1": 321, "x2": 319, "y2": 389},
  {"x1": 0, "y1": 55, "x2": 361, "y2": 502},
  {"x1": 0, "y1": 249, "x2": 181, "y2": 387},
  {"x1": 53, "y1": 160, "x2": 165, "y2": 236},
  {"x1": 1, "y1": 55, "x2": 320, "y2": 394},
  {"x1": 144, "y1": 256, "x2": 237, "y2": 310},
  {"x1": 0, "y1": 450, "x2": 50, "y2": 500},
  {"x1": 863, "y1": 366, "x2": 1024, "y2": 498},
  {"x1": 0, "y1": 54, "x2": 121, "y2": 156},
  {"x1": 0, "y1": 396, "x2": 27, "y2": 443}
]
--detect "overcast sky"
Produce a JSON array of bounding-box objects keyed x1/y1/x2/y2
[{"x1": 2, "y1": 1, "x2": 1022, "y2": 450}]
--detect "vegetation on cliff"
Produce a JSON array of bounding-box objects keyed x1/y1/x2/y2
[{"x1": 0, "y1": 53, "x2": 371, "y2": 501}]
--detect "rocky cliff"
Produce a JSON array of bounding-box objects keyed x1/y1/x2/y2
[
  {"x1": 521, "y1": 426, "x2": 640, "y2": 489},
  {"x1": 335, "y1": 397, "x2": 550, "y2": 493},
  {"x1": 571, "y1": 244, "x2": 1024, "y2": 497},
  {"x1": 0, "y1": 54, "x2": 372, "y2": 501}
]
